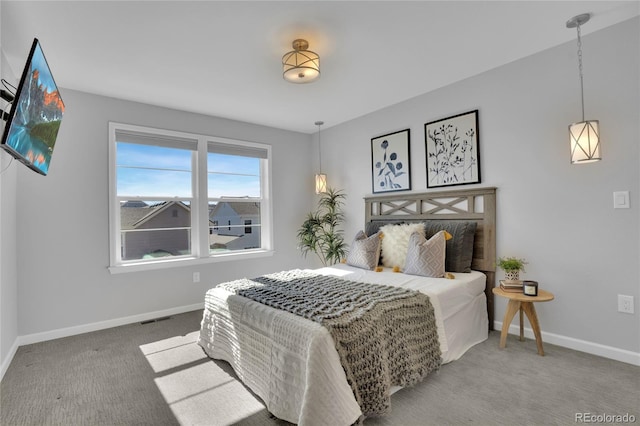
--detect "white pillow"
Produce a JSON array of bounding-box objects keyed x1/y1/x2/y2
[
  {"x1": 379, "y1": 223, "x2": 425, "y2": 268},
  {"x1": 404, "y1": 231, "x2": 446, "y2": 278}
]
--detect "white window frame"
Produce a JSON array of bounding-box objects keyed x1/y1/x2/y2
[{"x1": 108, "y1": 122, "x2": 273, "y2": 274}]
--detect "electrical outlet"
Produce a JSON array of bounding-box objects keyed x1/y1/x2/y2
[
  {"x1": 193, "y1": 272, "x2": 200, "y2": 283},
  {"x1": 618, "y1": 295, "x2": 634, "y2": 314}
]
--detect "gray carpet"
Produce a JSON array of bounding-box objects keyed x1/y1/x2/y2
[{"x1": 1, "y1": 310, "x2": 638, "y2": 425}]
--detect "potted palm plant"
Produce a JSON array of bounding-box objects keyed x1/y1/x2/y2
[
  {"x1": 497, "y1": 256, "x2": 528, "y2": 282},
  {"x1": 297, "y1": 188, "x2": 347, "y2": 266}
]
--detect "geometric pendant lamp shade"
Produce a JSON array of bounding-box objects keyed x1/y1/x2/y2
[
  {"x1": 569, "y1": 120, "x2": 601, "y2": 164},
  {"x1": 315, "y1": 173, "x2": 327, "y2": 194},
  {"x1": 314, "y1": 120, "x2": 327, "y2": 194},
  {"x1": 566, "y1": 13, "x2": 601, "y2": 164}
]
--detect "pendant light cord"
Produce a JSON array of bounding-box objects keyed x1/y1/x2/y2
[
  {"x1": 315, "y1": 121, "x2": 324, "y2": 173},
  {"x1": 576, "y1": 23, "x2": 585, "y2": 121}
]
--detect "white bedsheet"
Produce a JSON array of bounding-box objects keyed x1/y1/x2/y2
[{"x1": 198, "y1": 265, "x2": 488, "y2": 426}]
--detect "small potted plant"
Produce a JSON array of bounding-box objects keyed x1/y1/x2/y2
[{"x1": 497, "y1": 256, "x2": 528, "y2": 282}]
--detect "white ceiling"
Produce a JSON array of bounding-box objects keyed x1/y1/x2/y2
[{"x1": 2, "y1": 1, "x2": 638, "y2": 134}]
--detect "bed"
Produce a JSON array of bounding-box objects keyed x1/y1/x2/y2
[{"x1": 199, "y1": 187, "x2": 496, "y2": 425}]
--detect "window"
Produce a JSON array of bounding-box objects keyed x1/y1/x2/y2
[{"x1": 109, "y1": 123, "x2": 272, "y2": 272}]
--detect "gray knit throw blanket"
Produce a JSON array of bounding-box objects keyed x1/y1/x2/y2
[{"x1": 218, "y1": 269, "x2": 442, "y2": 418}]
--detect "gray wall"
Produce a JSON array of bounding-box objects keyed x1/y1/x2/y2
[
  {"x1": 11, "y1": 89, "x2": 316, "y2": 339},
  {"x1": 318, "y1": 18, "x2": 639, "y2": 356},
  {"x1": 1, "y1": 15, "x2": 637, "y2": 375},
  {"x1": 0, "y1": 45, "x2": 20, "y2": 376}
]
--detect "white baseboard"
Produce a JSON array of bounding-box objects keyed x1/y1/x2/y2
[
  {"x1": 1, "y1": 338, "x2": 20, "y2": 382},
  {"x1": 4, "y1": 309, "x2": 637, "y2": 383},
  {"x1": 17, "y1": 303, "x2": 204, "y2": 347},
  {"x1": 0, "y1": 303, "x2": 204, "y2": 382},
  {"x1": 494, "y1": 321, "x2": 640, "y2": 366}
]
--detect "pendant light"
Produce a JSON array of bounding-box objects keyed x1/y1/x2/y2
[
  {"x1": 567, "y1": 13, "x2": 601, "y2": 164},
  {"x1": 314, "y1": 121, "x2": 327, "y2": 194}
]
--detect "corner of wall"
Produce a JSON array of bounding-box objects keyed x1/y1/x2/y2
[{"x1": 0, "y1": 41, "x2": 20, "y2": 383}]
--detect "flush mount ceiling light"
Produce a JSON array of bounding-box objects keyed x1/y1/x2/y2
[
  {"x1": 282, "y1": 39, "x2": 320, "y2": 84},
  {"x1": 567, "y1": 13, "x2": 601, "y2": 164}
]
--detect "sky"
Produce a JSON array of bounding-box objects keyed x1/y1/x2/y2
[{"x1": 116, "y1": 143, "x2": 260, "y2": 199}]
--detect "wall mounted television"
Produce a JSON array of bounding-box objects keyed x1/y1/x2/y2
[{"x1": 1, "y1": 38, "x2": 65, "y2": 176}]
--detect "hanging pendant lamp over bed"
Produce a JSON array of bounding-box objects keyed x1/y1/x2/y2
[
  {"x1": 314, "y1": 120, "x2": 327, "y2": 194},
  {"x1": 566, "y1": 13, "x2": 601, "y2": 164}
]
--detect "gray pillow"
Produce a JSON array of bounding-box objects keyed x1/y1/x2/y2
[
  {"x1": 423, "y1": 220, "x2": 477, "y2": 273},
  {"x1": 365, "y1": 220, "x2": 404, "y2": 237},
  {"x1": 346, "y1": 230, "x2": 382, "y2": 270},
  {"x1": 404, "y1": 231, "x2": 446, "y2": 278}
]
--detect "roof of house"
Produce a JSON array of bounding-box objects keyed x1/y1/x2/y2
[
  {"x1": 209, "y1": 201, "x2": 260, "y2": 218},
  {"x1": 121, "y1": 200, "x2": 148, "y2": 208},
  {"x1": 120, "y1": 201, "x2": 191, "y2": 230}
]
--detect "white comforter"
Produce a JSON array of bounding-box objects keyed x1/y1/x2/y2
[{"x1": 198, "y1": 264, "x2": 488, "y2": 426}]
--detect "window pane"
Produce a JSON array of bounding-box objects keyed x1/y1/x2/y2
[
  {"x1": 207, "y1": 152, "x2": 260, "y2": 198},
  {"x1": 117, "y1": 142, "x2": 192, "y2": 197},
  {"x1": 117, "y1": 143, "x2": 192, "y2": 169},
  {"x1": 118, "y1": 168, "x2": 192, "y2": 198},
  {"x1": 120, "y1": 201, "x2": 191, "y2": 261},
  {"x1": 110, "y1": 123, "x2": 271, "y2": 268},
  {"x1": 208, "y1": 174, "x2": 260, "y2": 198},
  {"x1": 208, "y1": 201, "x2": 261, "y2": 253},
  {"x1": 208, "y1": 152, "x2": 259, "y2": 174}
]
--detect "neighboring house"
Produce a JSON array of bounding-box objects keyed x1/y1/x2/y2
[
  {"x1": 120, "y1": 201, "x2": 192, "y2": 260},
  {"x1": 209, "y1": 201, "x2": 261, "y2": 251}
]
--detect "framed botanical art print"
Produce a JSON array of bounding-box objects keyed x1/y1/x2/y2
[
  {"x1": 425, "y1": 110, "x2": 481, "y2": 188},
  {"x1": 371, "y1": 129, "x2": 411, "y2": 193}
]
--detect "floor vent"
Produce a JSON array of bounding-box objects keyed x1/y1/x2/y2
[{"x1": 140, "y1": 316, "x2": 172, "y2": 325}]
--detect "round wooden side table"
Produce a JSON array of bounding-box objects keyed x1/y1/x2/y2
[{"x1": 492, "y1": 287, "x2": 555, "y2": 356}]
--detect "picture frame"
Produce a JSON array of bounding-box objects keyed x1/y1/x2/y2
[
  {"x1": 425, "y1": 110, "x2": 480, "y2": 188},
  {"x1": 371, "y1": 129, "x2": 411, "y2": 193}
]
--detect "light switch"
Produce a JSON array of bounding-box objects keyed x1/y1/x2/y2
[{"x1": 613, "y1": 191, "x2": 629, "y2": 209}]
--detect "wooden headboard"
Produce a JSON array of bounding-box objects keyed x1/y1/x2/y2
[{"x1": 364, "y1": 186, "x2": 497, "y2": 329}]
